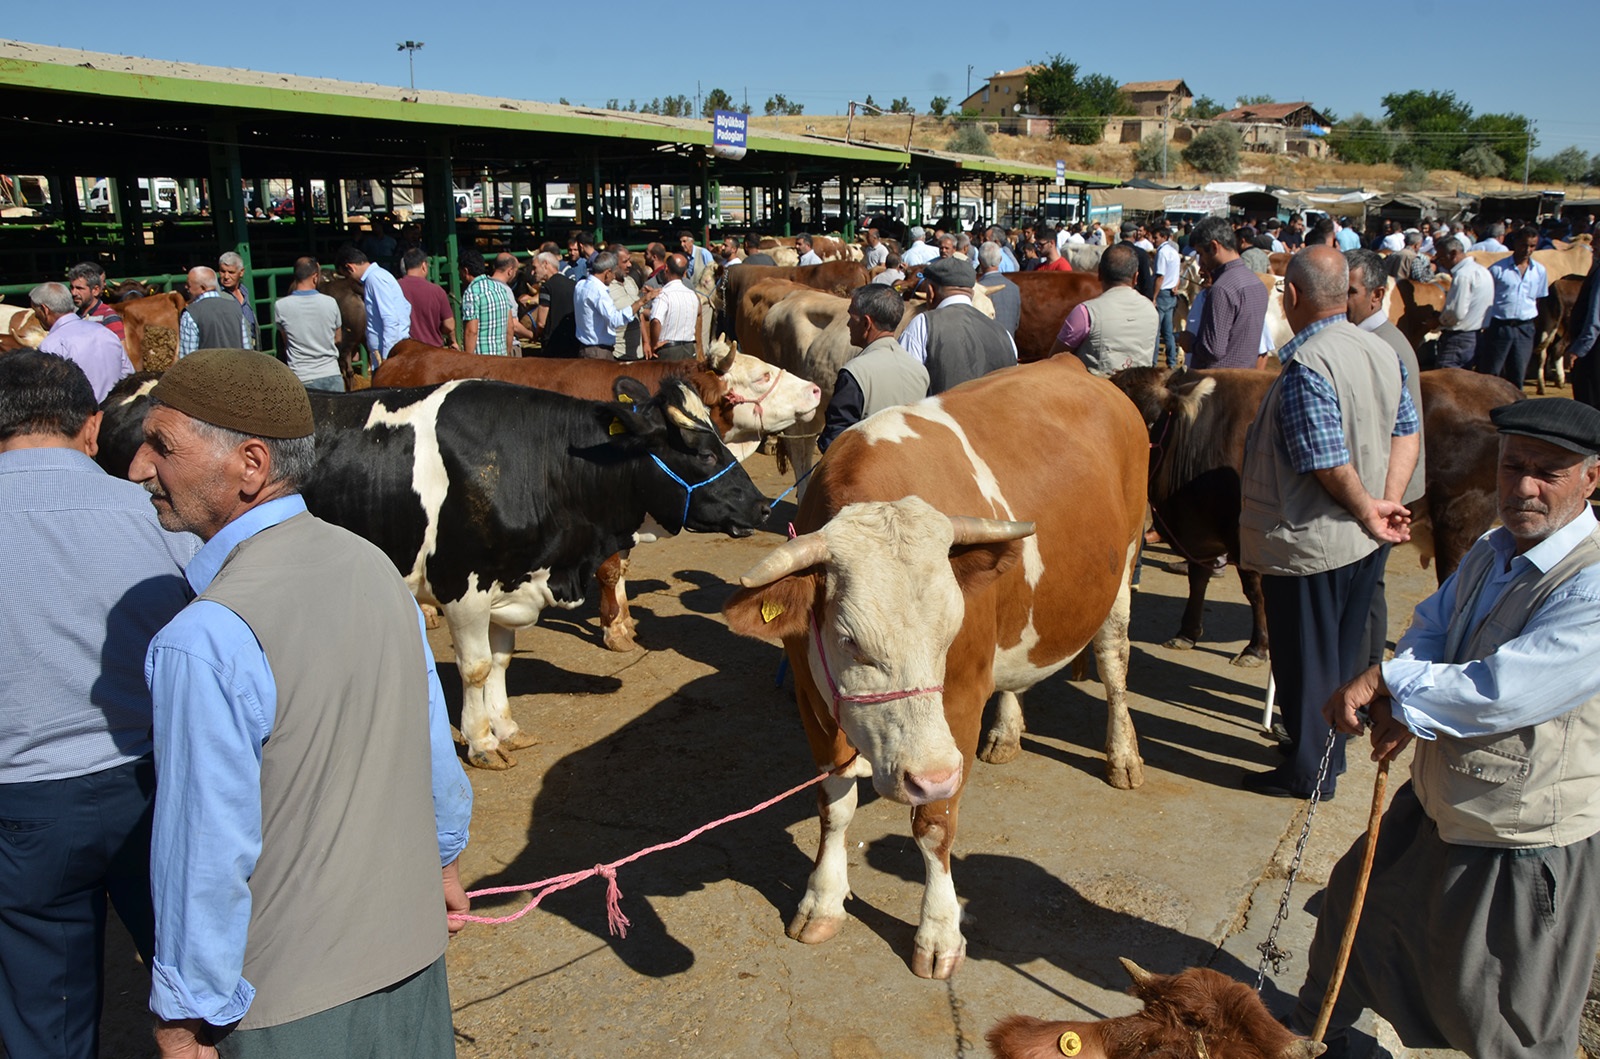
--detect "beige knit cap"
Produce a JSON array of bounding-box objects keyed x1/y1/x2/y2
[{"x1": 151, "y1": 348, "x2": 315, "y2": 439}]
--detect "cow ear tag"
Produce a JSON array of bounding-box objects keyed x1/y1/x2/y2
[
  {"x1": 761, "y1": 600, "x2": 784, "y2": 623},
  {"x1": 609, "y1": 418, "x2": 626, "y2": 436},
  {"x1": 617, "y1": 393, "x2": 634, "y2": 404},
  {"x1": 1057, "y1": 1031, "x2": 1082, "y2": 1057}
]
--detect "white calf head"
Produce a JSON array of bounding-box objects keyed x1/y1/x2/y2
[
  {"x1": 712, "y1": 342, "x2": 822, "y2": 442},
  {"x1": 727, "y1": 496, "x2": 1033, "y2": 804}
]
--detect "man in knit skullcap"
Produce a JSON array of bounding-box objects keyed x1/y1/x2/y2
[{"x1": 132, "y1": 349, "x2": 473, "y2": 1057}]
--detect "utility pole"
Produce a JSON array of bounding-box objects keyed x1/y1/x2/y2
[
  {"x1": 1161, "y1": 103, "x2": 1169, "y2": 179},
  {"x1": 1524, "y1": 122, "x2": 1534, "y2": 189},
  {"x1": 396, "y1": 41, "x2": 424, "y2": 92},
  {"x1": 966, "y1": 65, "x2": 974, "y2": 103}
]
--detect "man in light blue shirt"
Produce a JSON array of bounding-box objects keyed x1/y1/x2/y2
[
  {"x1": 1475, "y1": 227, "x2": 1549, "y2": 387},
  {"x1": 130, "y1": 350, "x2": 471, "y2": 1056},
  {"x1": 0, "y1": 351, "x2": 197, "y2": 1059},
  {"x1": 1300, "y1": 397, "x2": 1600, "y2": 1059},
  {"x1": 335, "y1": 245, "x2": 411, "y2": 367},
  {"x1": 1470, "y1": 221, "x2": 1510, "y2": 253},
  {"x1": 574, "y1": 250, "x2": 653, "y2": 358}
]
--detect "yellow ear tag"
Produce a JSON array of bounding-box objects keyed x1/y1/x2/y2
[
  {"x1": 609, "y1": 418, "x2": 626, "y2": 436},
  {"x1": 1057, "y1": 1031, "x2": 1082, "y2": 1057},
  {"x1": 761, "y1": 600, "x2": 784, "y2": 623},
  {"x1": 617, "y1": 393, "x2": 634, "y2": 404}
]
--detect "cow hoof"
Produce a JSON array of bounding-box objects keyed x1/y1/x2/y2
[
  {"x1": 978, "y1": 735, "x2": 1021, "y2": 765},
  {"x1": 911, "y1": 942, "x2": 966, "y2": 979},
  {"x1": 1163, "y1": 635, "x2": 1198, "y2": 651},
  {"x1": 1106, "y1": 758, "x2": 1145, "y2": 790},
  {"x1": 498, "y1": 730, "x2": 538, "y2": 751},
  {"x1": 467, "y1": 747, "x2": 517, "y2": 770},
  {"x1": 420, "y1": 604, "x2": 441, "y2": 630},
  {"x1": 1230, "y1": 651, "x2": 1267, "y2": 669},
  {"x1": 450, "y1": 724, "x2": 467, "y2": 746},
  {"x1": 786, "y1": 912, "x2": 844, "y2": 945},
  {"x1": 602, "y1": 627, "x2": 642, "y2": 652}
]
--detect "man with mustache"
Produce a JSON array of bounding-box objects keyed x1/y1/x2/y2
[{"x1": 1293, "y1": 398, "x2": 1600, "y2": 1059}]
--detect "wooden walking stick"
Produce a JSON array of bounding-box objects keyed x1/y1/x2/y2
[{"x1": 1311, "y1": 756, "x2": 1391, "y2": 1043}]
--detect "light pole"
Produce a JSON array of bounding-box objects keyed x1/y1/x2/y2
[
  {"x1": 966, "y1": 65, "x2": 974, "y2": 103},
  {"x1": 1160, "y1": 104, "x2": 1169, "y2": 179},
  {"x1": 396, "y1": 41, "x2": 424, "y2": 92}
]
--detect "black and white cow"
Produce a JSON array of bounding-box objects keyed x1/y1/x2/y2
[{"x1": 301, "y1": 376, "x2": 770, "y2": 768}]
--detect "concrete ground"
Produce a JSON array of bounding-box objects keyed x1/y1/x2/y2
[{"x1": 85, "y1": 452, "x2": 1468, "y2": 1058}]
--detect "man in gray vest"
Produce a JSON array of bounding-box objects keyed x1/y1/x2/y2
[
  {"x1": 1297, "y1": 397, "x2": 1600, "y2": 1059},
  {"x1": 133, "y1": 350, "x2": 472, "y2": 1057},
  {"x1": 819, "y1": 284, "x2": 929, "y2": 451},
  {"x1": 1047, "y1": 244, "x2": 1158, "y2": 376},
  {"x1": 1240, "y1": 246, "x2": 1419, "y2": 801},
  {"x1": 1346, "y1": 248, "x2": 1427, "y2": 669},
  {"x1": 178, "y1": 267, "x2": 249, "y2": 357},
  {"x1": 898, "y1": 256, "x2": 1016, "y2": 395},
  {"x1": 975, "y1": 242, "x2": 1021, "y2": 339}
]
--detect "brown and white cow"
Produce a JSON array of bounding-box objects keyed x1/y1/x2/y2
[
  {"x1": 724, "y1": 356, "x2": 1148, "y2": 978},
  {"x1": 721, "y1": 260, "x2": 869, "y2": 353},
  {"x1": 1113, "y1": 365, "x2": 1520, "y2": 659},
  {"x1": 116, "y1": 291, "x2": 185, "y2": 370},
  {"x1": 988, "y1": 958, "x2": 1324, "y2": 1059},
  {"x1": 0, "y1": 304, "x2": 45, "y2": 351},
  {"x1": 374, "y1": 338, "x2": 819, "y2": 650}
]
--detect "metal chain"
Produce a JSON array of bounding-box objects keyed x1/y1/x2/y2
[{"x1": 1254, "y1": 728, "x2": 1339, "y2": 991}]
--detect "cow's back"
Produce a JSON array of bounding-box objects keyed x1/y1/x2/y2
[
  {"x1": 808, "y1": 358, "x2": 1147, "y2": 662},
  {"x1": 1007, "y1": 272, "x2": 1103, "y2": 362},
  {"x1": 373, "y1": 340, "x2": 692, "y2": 400}
]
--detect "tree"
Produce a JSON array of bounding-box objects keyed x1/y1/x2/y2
[
  {"x1": 1134, "y1": 133, "x2": 1167, "y2": 174},
  {"x1": 1235, "y1": 93, "x2": 1275, "y2": 107},
  {"x1": 661, "y1": 94, "x2": 693, "y2": 118},
  {"x1": 764, "y1": 94, "x2": 804, "y2": 116},
  {"x1": 946, "y1": 123, "x2": 995, "y2": 157},
  {"x1": 889, "y1": 97, "x2": 911, "y2": 114},
  {"x1": 864, "y1": 94, "x2": 877, "y2": 109},
  {"x1": 1586, "y1": 153, "x2": 1600, "y2": 187},
  {"x1": 1328, "y1": 114, "x2": 1394, "y2": 165},
  {"x1": 1181, "y1": 124, "x2": 1241, "y2": 177},
  {"x1": 1023, "y1": 53, "x2": 1131, "y2": 145},
  {"x1": 1458, "y1": 143, "x2": 1507, "y2": 179},
  {"x1": 1382, "y1": 89, "x2": 1472, "y2": 171},
  {"x1": 702, "y1": 87, "x2": 734, "y2": 118},
  {"x1": 1190, "y1": 95, "x2": 1224, "y2": 119},
  {"x1": 928, "y1": 95, "x2": 950, "y2": 118},
  {"x1": 1469, "y1": 112, "x2": 1534, "y2": 176},
  {"x1": 1530, "y1": 146, "x2": 1592, "y2": 185}
]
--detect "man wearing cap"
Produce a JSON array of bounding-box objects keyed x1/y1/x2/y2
[
  {"x1": 1290, "y1": 396, "x2": 1600, "y2": 1059},
  {"x1": 0, "y1": 351, "x2": 197, "y2": 1059},
  {"x1": 131, "y1": 350, "x2": 472, "y2": 1057},
  {"x1": 897, "y1": 256, "x2": 1016, "y2": 395}
]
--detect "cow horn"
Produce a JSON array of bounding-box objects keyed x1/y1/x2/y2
[
  {"x1": 710, "y1": 335, "x2": 737, "y2": 374},
  {"x1": 739, "y1": 533, "x2": 830, "y2": 588},
  {"x1": 1118, "y1": 957, "x2": 1157, "y2": 988},
  {"x1": 1277, "y1": 1043, "x2": 1326, "y2": 1059},
  {"x1": 948, "y1": 516, "x2": 1036, "y2": 545}
]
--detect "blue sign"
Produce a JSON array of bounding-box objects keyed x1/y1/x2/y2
[
  {"x1": 713, "y1": 110, "x2": 748, "y2": 160},
  {"x1": 1055, "y1": 159, "x2": 1066, "y2": 177}
]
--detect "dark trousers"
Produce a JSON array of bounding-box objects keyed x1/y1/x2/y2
[
  {"x1": 1574, "y1": 356, "x2": 1600, "y2": 411},
  {"x1": 1435, "y1": 329, "x2": 1481, "y2": 370},
  {"x1": 655, "y1": 341, "x2": 697, "y2": 361},
  {"x1": 0, "y1": 757, "x2": 156, "y2": 1059},
  {"x1": 1155, "y1": 289, "x2": 1178, "y2": 368},
  {"x1": 1365, "y1": 543, "x2": 1393, "y2": 667},
  {"x1": 578, "y1": 343, "x2": 615, "y2": 360},
  {"x1": 1260, "y1": 550, "x2": 1385, "y2": 796},
  {"x1": 1474, "y1": 317, "x2": 1537, "y2": 386}
]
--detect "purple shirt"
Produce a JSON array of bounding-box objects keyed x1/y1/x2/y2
[
  {"x1": 1190, "y1": 258, "x2": 1269, "y2": 370},
  {"x1": 39, "y1": 313, "x2": 134, "y2": 402}
]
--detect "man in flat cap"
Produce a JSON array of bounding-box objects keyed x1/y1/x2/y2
[
  {"x1": 130, "y1": 350, "x2": 472, "y2": 1057},
  {"x1": 1288, "y1": 396, "x2": 1600, "y2": 1059},
  {"x1": 897, "y1": 256, "x2": 1016, "y2": 395}
]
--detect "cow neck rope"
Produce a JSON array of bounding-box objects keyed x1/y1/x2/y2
[
  {"x1": 648, "y1": 453, "x2": 738, "y2": 527},
  {"x1": 722, "y1": 367, "x2": 788, "y2": 435}
]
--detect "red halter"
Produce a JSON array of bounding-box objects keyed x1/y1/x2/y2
[
  {"x1": 723, "y1": 368, "x2": 788, "y2": 434},
  {"x1": 807, "y1": 609, "x2": 944, "y2": 724}
]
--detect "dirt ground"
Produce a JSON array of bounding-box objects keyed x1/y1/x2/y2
[{"x1": 86, "y1": 452, "x2": 1458, "y2": 1059}]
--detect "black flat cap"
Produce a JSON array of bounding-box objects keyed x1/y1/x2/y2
[
  {"x1": 1491, "y1": 398, "x2": 1600, "y2": 455},
  {"x1": 925, "y1": 257, "x2": 976, "y2": 288}
]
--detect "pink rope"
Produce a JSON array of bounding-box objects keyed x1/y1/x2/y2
[{"x1": 450, "y1": 768, "x2": 834, "y2": 930}]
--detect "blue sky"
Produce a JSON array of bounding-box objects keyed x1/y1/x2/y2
[{"x1": 8, "y1": 0, "x2": 1599, "y2": 154}]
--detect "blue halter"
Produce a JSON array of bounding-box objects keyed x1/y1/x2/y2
[{"x1": 649, "y1": 453, "x2": 738, "y2": 527}]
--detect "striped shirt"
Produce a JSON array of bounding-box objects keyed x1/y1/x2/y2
[
  {"x1": 0, "y1": 448, "x2": 198, "y2": 783},
  {"x1": 652, "y1": 279, "x2": 700, "y2": 343},
  {"x1": 462, "y1": 274, "x2": 516, "y2": 355}
]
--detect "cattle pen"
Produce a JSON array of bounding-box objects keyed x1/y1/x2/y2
[{"x1": 0, "y1": 38, "x2": 1111, "y2": 358}]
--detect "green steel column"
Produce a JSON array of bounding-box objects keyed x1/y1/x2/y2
[
  {"x1": 53, "y1": 175, "x2": 82, "y2": 247},
  {"x1": 592, "y1": 150, "x2": 604, "y2": 244},
  {"x1": 911, "y1": 172, "x2": 923, "y2": 225},
  {"x1": 426, "y1": 137, "x2": 460, "y2": 307},
  {"x1": 842, "y1": 169, "x2": 856, "y2": 240},
  {"x1": 698, "y1": 156, "x2": 711, "y2": 244},
  {"x1": 115, "y1": 174, "x2": 143, "y2": 266}
]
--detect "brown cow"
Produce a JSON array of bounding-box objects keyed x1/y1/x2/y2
[
  {"x1": 372, "y1": 338, "x2": 821, "y2": 651},
  {"x1": 721, "y1": 260, "x2": 869, "y2": 353},
  {"x1": 313, "y1": 274, "x2": 368, "y2": 381},
  {"x1": 1386, "y1": 277, "x2": 1446, "y2": 353},
  {"x1": 0, "y1": 304, "x2": 46, "y2": 351},
  {"x1": 1114, "y1": 365, "x2": 1520, "y2": 659},
  {"x1": 988, "y1": 958, "x2": 1323, "y2": 1059},
  {"x1": 724, "y1": 357, "x2": 1147, "y2": 978},
  {"x1": 118, "y1": 291, "x2": 186, "y2": 371},
  {"x1": 735, "y1": 278, "x2": 816, "y2": 362},
  {"x1": 1007, "y1": 271, "x2": 1104, "y2": 361}
]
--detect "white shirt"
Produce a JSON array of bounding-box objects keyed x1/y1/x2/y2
[
  {"x1": 1066, "y1": 232, "x2": 1085, "y2": 245},
  {"x1": 898, "y1": 293, "x2": 1018, "y2": 363},
  {"x1": 1441, "y1": 257, "x2": 1495, "y2": 331},
  {"x1": 1134, "y1": 238, "x2": 1154, "y2": 253},
  {"x1": 798, "y1": 250, "x2": 822, "y2": 266},
  {"x1": 863, "y1": 244, "x2": 887, "y2": 268},
  {"x1": 652, "y1": 278, "x2": 700, "y2": 343},
  {"x1": 1381, "y1": 232, "x2": 1406, "y2": 252},
  {"x1": 901, "y1": 240, "x2": 938, "y2": 266},
  {"x1": 1154, "y1": 242, "x2": 1181, "y2": 291}
]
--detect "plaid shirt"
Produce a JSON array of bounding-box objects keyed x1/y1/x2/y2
[
  {"x1": 1277, "y1": 314, "x2": 1419, "y2": 474},
  {"x1": 461, "y1": 274, "x2": 516, "y2": 355}
]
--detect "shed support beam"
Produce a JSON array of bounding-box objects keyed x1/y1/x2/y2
[{"x1": 425, "y1": 137, "x2": 460, "y2": 308}]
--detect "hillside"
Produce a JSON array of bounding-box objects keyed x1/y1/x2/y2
[{"x1": 752, "y1": 114, "x2": 1598, "y2": 200}]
